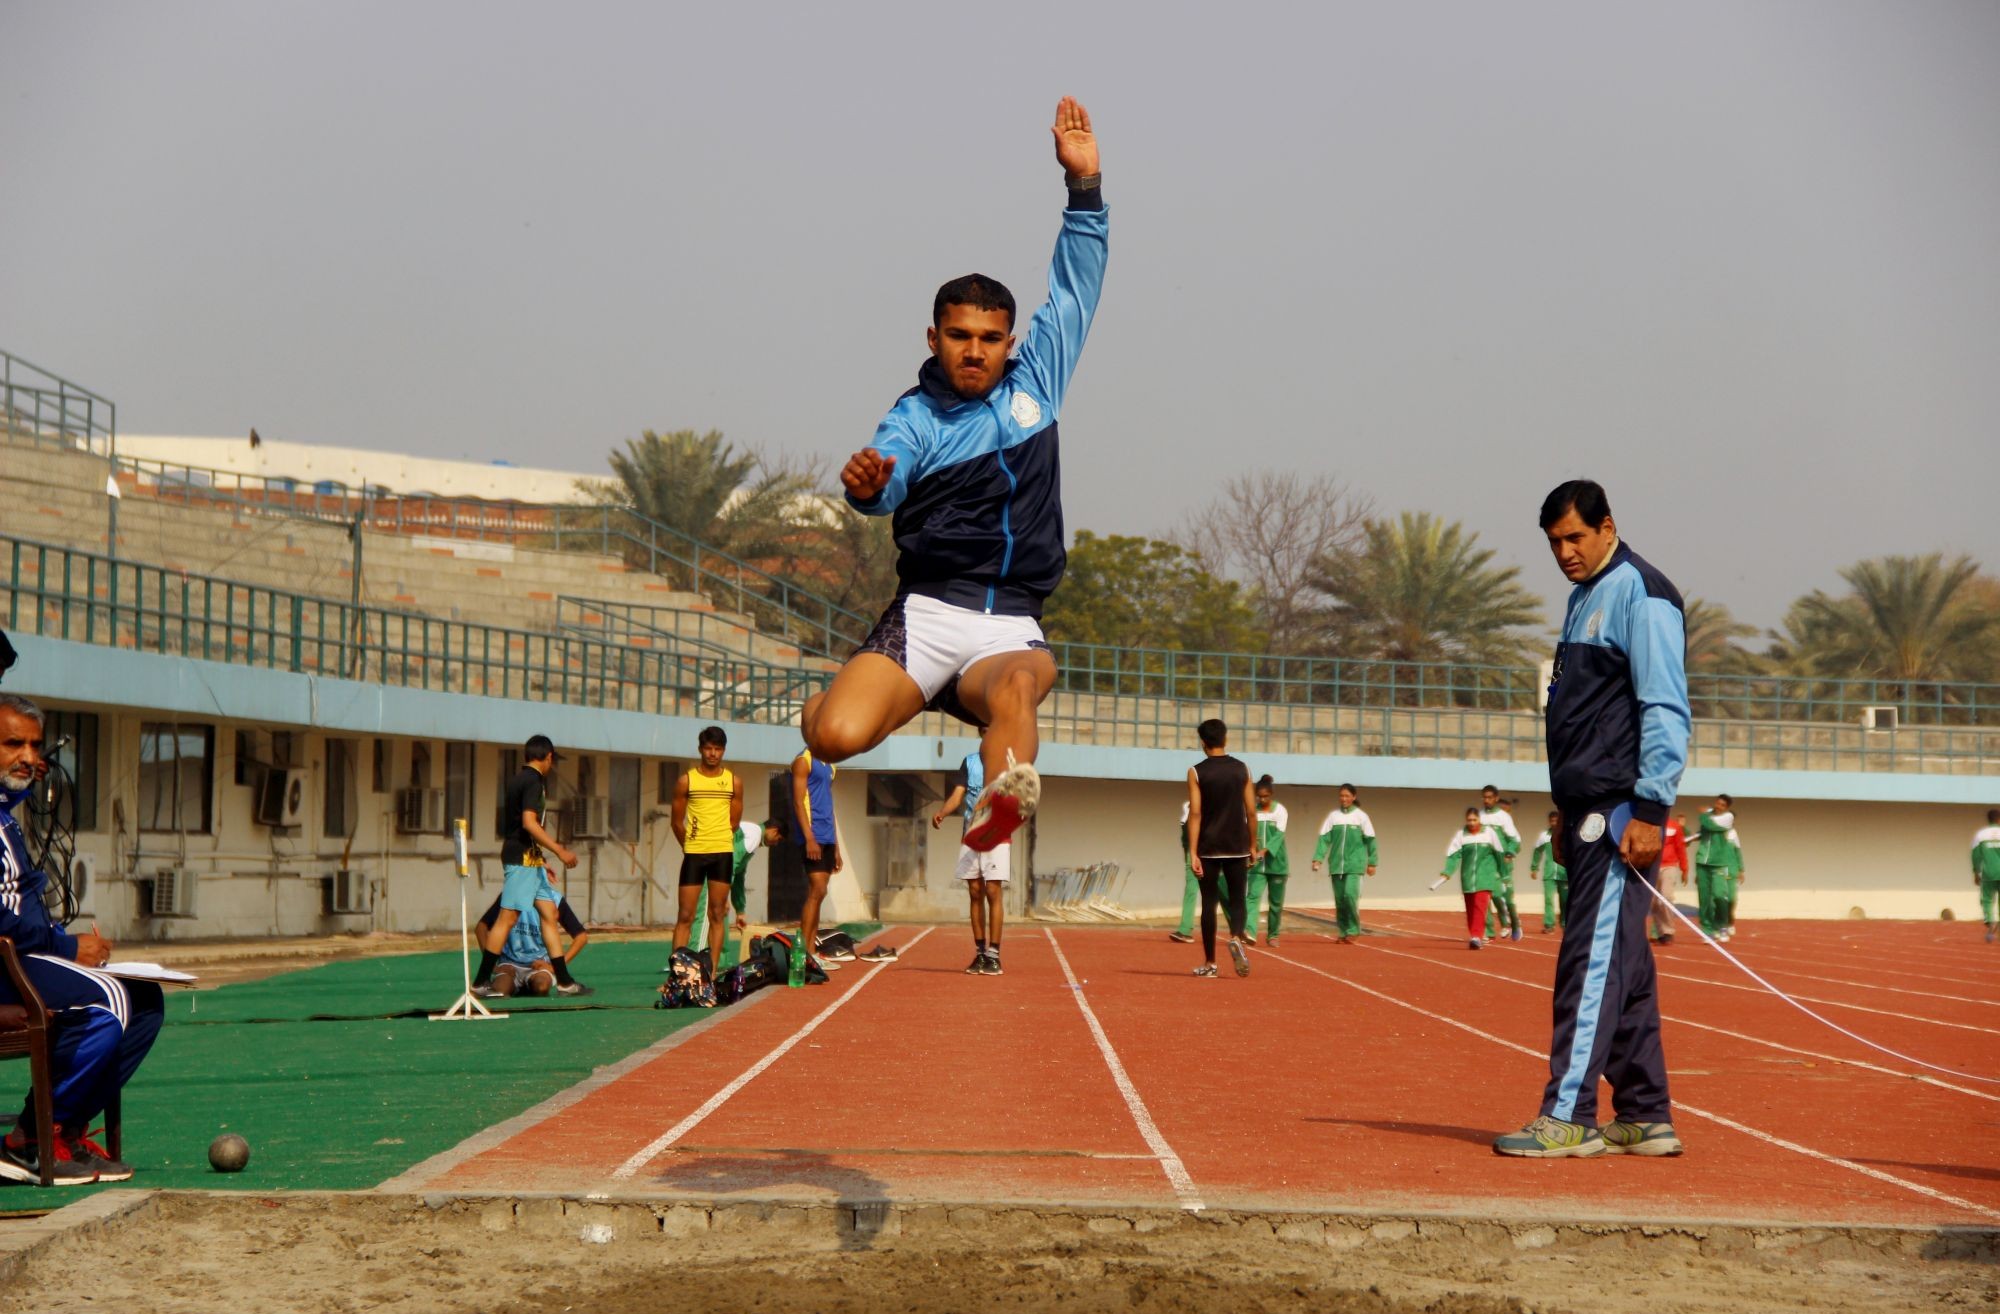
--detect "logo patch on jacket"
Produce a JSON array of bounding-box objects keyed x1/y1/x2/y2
[
  {"x1": 1010, "y1": 391, "x2": 1042, "y2": 428},
  {"x1": 1585, "y1": 609, "x2": 1604, "y2": 640}
]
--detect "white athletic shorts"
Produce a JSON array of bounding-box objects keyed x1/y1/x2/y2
[
  {"x1": 956, "y1": 841, "x2": 1012, "y2": 883},
  {"x1": 856, "y1": 594, "x2": 1049, "y2": 725}
]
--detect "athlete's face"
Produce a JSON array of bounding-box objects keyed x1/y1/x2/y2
[
  {"x1": 699, "y1": 741, "x2": 725, "y2": 771},
  {"x1": 1256, "y1": 785, "x2": 1274, "y2": 809},
  {"x1": 928, "y1": 303, "x2": 1015, "y2": 399},
  {"x1": 1465, "y1": 811, "x2": 1481, "y2": 832},
  {"x1": 1545, "y1": 510, "x2": 1618, "y2": 583},
  {"x1": 1481, "y1": 788, "x2": 1498, "y2": 809},
  {"x1": 1339, "y1": 787, "x2": 1356, "y2": 809},
  {"x1": 0, "y1": 709, "x2": 44, "y2": 793}
]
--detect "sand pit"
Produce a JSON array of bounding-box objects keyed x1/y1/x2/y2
[{"x1": 2, "y1": 1192, "x2": 1991, "y2": 1314}]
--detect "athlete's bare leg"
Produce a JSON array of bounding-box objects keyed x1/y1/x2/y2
[
  {"x1": 801, "y1": 653, "x2": 928, "y2": 762},
  {"x1": 672, "y1": 882, "x2": 701, "y2": 952},
  {"x1": 705, "y1": 880, "x2": 732, "y2": 966},
  {"x1": 954, "y1": 647, "x2": 1058, "y2": 782}
]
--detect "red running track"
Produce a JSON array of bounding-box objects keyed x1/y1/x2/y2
[{"x1": 402, "y1": 919, "x2": 2000, "y2": 1225}]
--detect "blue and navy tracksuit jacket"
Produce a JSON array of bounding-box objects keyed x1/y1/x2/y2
[
  {"x1": 0, "y1": 788, "x2": 78, "y2": 965},
  {"x1": 1538, "y1": 541, "x2": 1691, "y2": 1126},
  {"x1": 847, "y1": 188, "x2": 1108, "y2": 619}
]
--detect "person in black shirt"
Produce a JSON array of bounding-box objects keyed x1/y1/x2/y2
[
  {"x1": 477, "y1": 734, "x2": 590, "y2": 997},
  {"x1": 1185, "y1": 718, "x2": 1259, "y2": 979}
]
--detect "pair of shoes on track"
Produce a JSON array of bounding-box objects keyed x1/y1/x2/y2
[
  {"x1": 963, "y1": 949, "x2": 1003, "y2": 976},
  {"x1": 961, "y1": 752, "x2": 1040, "y2": 853},
  {"x1": 1492, "y1": 1116, "x2": 1682, "y2": 1158}
]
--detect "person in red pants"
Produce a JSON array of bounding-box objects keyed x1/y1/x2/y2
[{"x1": 1443, "y1": 807, "x2": 1509, "y2": 950}]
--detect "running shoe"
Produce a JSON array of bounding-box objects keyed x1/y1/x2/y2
[
  {"x1": 1510, "y1": 925, "x2": 1524, "y2": 942},
  {"x1": 965, "y1": 950, "x2": 988, "y2": 975},
  {"x1": 1228, "y1": 938, "x2": 1250, "y2": 977},
  {"x1": 1168, "y1": 930, "x2": 1194, "y2": 944},
  {"x1": 1468, "y1": 939, "x2": 1483, "y2": 950},
  {"x1": 962, "y1": 752, "x2": 1040, "y2": 852},
  {"x1": 1493, "y1": 1116, "x2": 1607, "y2": 1159},
  {"x1": 63, "y1": 1128, "x2": 133, "y2": 1182},
  {"x1": 470, "y1": 982, "x2": 502, "y2": 999},
  {"x1": 1192, "y1": 964, "x2": 1218, "y2": 978},
  {"x1": 1987, "y1": 927, "x2": 1997, "y2": 944},
  {"x1": 981, "y1": 951, "x2": 1004, "y2": 977},
  {"x1": 0, "y1": 1129, "x2": 96, "y2": 1186},
  {"x1": 1656, "y1": 933, "x2": 1674, "y2": 946},
  {"x1": 1243, "y1": 934, "x2": 1257, "y2": 946},
  {"x1": 1266, "y1": 935, "x2": 1280, "y2": 949},
  {"x1": 1600, "y1": 1120, "x2": 1683, "y2": 1157},
  {"x1": 553, "y1": 981, "x2": 595, "y2": 998},
  {"x1": 810, "y1": 954, "x2": 842, "y2": 972},
  {"x1": 1337, "y1": 935, "x2": 1354, "y2": 945}
]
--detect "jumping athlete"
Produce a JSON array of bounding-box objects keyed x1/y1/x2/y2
[
  {"x1": 1496, "y1": 479, "x2": 1690, "y2": 1160},
  {"x1": 800, "y1": 96, "x2": 1108, "y2": 856},
  {"x1": 1311, "y1": 784, "x2": 1377, "y2": 943},
  {"x1": 672, "y1": 727, "x2": 744, "y2": 971},
  {"x1": 934, "y1": 749, "x2": 1009, "y2": 975},
  {"x1": 1186, "y1": 719, "x2": 1256, "y2": 978}
]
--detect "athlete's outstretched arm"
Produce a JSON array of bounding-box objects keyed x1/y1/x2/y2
[
  {"x1": 1050, "y1": 95, "x2": 1098, "y2": 180},
  {"x1": 1018, "y1": 97, "x2": 1108, "y2": 413}
]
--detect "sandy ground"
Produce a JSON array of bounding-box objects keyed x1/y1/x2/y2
[{"x1": 2, "y1": 1192, "x2": 1991, "y2": 1314}]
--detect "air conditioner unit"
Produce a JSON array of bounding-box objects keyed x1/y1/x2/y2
[
  {"x1": 571, "y1": 796, "x2": 611, "y2": 839},
  {"x1": 254, "y1": 767, "x2": 308, "y2": 827},
  {"x1": 546, "y1": 806, "x2": 573, "y2": 846},
  {"x1": 151, "y1": 868, "x2": 197, "y2": 918},
  {"x1": 326, "y1": 869, "x2": 372, "y2": 915},
  {"x1": 875, "y1": 817, "x2": 927, "y2": 889},
  {"x1": 1860, "y1": 706, "x2": 1899, "y2": 732},
  {"x1": 48, "y1": 852, "x2": 97, "y2": 919},
  {"x1": 394, "y1": 787, "x2": 446, "y2": 834}
]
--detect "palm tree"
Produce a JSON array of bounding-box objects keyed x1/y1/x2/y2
[
  {"x1": 1773, "y1": 554, "x2": 1994, "y2": 685},
  {"x1": 594, "y1": 428, "x2": 814, "y2": 563},
  {"x1": 1682, "y1": 597, "x2": 1762, "y2": 674},
  {"x1": 1307, "y1": 511, "x2": 1547, "y2": 704}
]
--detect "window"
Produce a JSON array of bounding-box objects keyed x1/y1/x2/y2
[
  {"x1": 609, "y1": 756, "x2": 640, "y2": 842},
  {"x1": 372, "y1": 738, "x2": 388, "y2": 793},
  {"x1": 657, "y1": 760, "x2": 679, "y2": 805},
  {"x1": 139, "y1": 723, "x2": 214, "y2": 833},
  {"x1": 324, "y1": 739, "x2": 356, "y2": 839},
  {"x1": 409, "y1": 741, "x2": 432, "y2": 789},
  {"x1": 494, "y1": 749, "x2": 521, "y2": 838},
  {"x1": 41, "y1": 710, "x2": 99, "y2": 833},
  {"x1": 444, "y1": 742, "x2": 474, "y2": 834}
]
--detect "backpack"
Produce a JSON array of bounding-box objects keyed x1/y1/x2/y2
[{"x1": 655, "y1": 947, "x2": 716, "y2": 1009}]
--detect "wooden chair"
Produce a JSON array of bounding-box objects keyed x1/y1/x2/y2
[{"x1": 0, "y1": 935, "x2": 58, "y2": 1187}]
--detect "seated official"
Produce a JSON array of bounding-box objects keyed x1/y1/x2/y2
[{"x1": 0, "y1": 693, "x2": 159, "y2": 1186}]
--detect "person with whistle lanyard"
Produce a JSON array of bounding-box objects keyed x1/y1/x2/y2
[{"x1": 1495, "y1": 480, "x2": 1690, "y2": 1161}]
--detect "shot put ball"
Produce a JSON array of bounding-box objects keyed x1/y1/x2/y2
[{"x1": 209, "y1": 1133, "x2": 250, "y2": 1173}]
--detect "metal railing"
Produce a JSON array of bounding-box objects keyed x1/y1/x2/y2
[
  {"x1": 0, "y1": 350, "x2": 116, "y2": 456},
  {"x1": 553, "y1": 595, "x2": 832, "y2": 669}
]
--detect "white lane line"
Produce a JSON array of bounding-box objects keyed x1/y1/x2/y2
[
  {"x1": 1044, "y1": 928, "x2": 1205, "y2": 1212},
  {"x1": 1363, "y1": 913, "x2": 2000, "y2": 1036},
  {"x1": 1356, "y1": 938, "x2": 2000, "y2": 1105},
  {"x1": 608, "y1": 927, "x2": 935, "y2": 1182},
  {"x1": 1260, "y1": 947, "x2": 2000, "y2": 1224}
]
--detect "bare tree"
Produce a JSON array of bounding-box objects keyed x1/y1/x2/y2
[{"x1": 1175, "y1": 471, "x2": 1373, "y2": 654}]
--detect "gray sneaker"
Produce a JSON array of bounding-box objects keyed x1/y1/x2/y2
[
  {"x1": 553, "y1": 981, "x2": 594, "y2": 998},
  {"x1": 1493, "y1": 1115, "x2": 1607, "y2": 1158},
  {"x1": 1601, "y1": 1120, "x2": 1683, "y2": 1156}
]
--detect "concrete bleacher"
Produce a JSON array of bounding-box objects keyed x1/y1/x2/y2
[{"x1": 1, "y1": 433, "x2": 835, "y2": 675}]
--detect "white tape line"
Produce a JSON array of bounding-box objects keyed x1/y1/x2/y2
[
  {"x1": 1262, "y1": 948, "x2": 2000, "y2": 1223},
  {"x1": 610, "y1": 927, "x2": 935, "y2": 1181},
  {"x1": 1044, "y1": 928, "x2": 1205, "y2": 1212}
]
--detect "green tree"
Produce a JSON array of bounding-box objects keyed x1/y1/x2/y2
[
  {"x1": 591, "y1": 428, "x2": 813, "y2": 562},
  {"x1": 1307, "y1": 511, "x2": 1546, "y2": 668},
  {"x1": 1769, "y1": 553, "x2": 1996, "y2": 685},
  {"x1": 1682, "y1": 596, "x2": 1762, "y2": 675},
  {"x1": 1043, "y1": 531, "x2": 1263, "y2": 653}
]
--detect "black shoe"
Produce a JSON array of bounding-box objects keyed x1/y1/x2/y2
[
  {"x1": 965, "y1": 951, "x2": 988, "y2": 975},
  {"x1": 65, "y1": 1130, "x2": 132, "y2": 1183},
  {"x1": 981, "y1": 951, "x2": 1004, "y2": 977},
  {"x1": 0, "y1": 1132, "x2": 97, "y2": 1186}
]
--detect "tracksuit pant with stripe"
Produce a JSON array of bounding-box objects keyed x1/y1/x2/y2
[
  {"x1": 11, "y1": 956, "x2": 165, "y2": 1134},
  {"x1": 1539, "y1": 810, "x2": 1671, "y2": 1126}
]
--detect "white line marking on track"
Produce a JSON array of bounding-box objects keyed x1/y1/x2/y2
[
  {"x1": 608, "y1": 927, "x2": 935, "y2": 1182},
  {"x1": 1045, "y1": 928, "x2": 1205, "y2": 1213},
  {"x1": 1356, "y1": 938, "x2": 2000, "y2": 1105},
  {"x1": 1261, "y1": 947, "x2": 2000, "y2": 1223}
]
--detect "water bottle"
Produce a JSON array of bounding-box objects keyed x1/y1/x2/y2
[{"x1": 787, "y1": 934, "x2": 806, "y2": 988}]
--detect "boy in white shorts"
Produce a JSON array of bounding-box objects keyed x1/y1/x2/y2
[
  {"x1": 800, "y1": 97, "x2": 1107, "y2": 856},
  {"x1": 934, "y1": 749, "x2": 1011, "y2": 975}
]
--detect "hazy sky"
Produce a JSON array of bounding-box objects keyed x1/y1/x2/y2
[{"x1": 5, "y1": 1, "x2": 1996, "y2": 632}]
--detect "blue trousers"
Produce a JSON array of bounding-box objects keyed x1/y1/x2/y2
[
  {"x1": 1539, "y1": 808, "x2": 1670, "y2": 1125},
  {"x1": 9, "y1": 957, "x2": 164, "y2": 1134}
]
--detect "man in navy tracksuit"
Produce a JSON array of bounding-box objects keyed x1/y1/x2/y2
[
  {"x1": 0, "y1": 694, "x2": 161, "y2": 1185},
  {"x1": 802, "y1": 96, "x2": 1107, "y2": 856},
  {"x1": 1495, "y1": 482, "x2": 1690, "y2": 1159}
]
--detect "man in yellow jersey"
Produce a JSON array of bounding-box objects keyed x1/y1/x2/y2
[{"x1": 671, "y1": 726, "x2": 745, "y2": 972}]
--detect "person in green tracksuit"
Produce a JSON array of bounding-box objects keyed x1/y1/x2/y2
[
  {"x1": 1170, "y1": 801, "x2": 1199, "y2": 944},
  {"x1": 1443, "y1": 808, "x2": 1508, "y2": 951},
  {"x1": 1479, "y1": 786, "x2": 1523, "y2": 942},
  {"x1": 1250, "y1": 776, "x2": 1291, "y2": 947},
  {"x1": 690, "y1": 818, "x2": 784, "y2": 963},
  {"x1": 1694, "y1": 796, "x2": 1744, "y2": 941},
  {"x1": 1974, "y1": 809, "x2": 2000, "y2": 944},
  {"x1": 1311, "y1": 783, "x2": 1377, "y2": 943},
  {"x1": 1530, "y1": 811, "x2": 1567, "y2": 933}
]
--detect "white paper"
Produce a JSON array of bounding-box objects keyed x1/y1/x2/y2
[{"x1": 99, "y1": 961, "x2": 198, "y2": 983}]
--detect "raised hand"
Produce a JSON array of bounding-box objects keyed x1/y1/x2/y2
[
  {"x1": 840, "y1": 447, "x2": 897, "y2": 502},
  {"x1": 1051, "y1": 96, "x2": 1098, "y2": 180}
]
